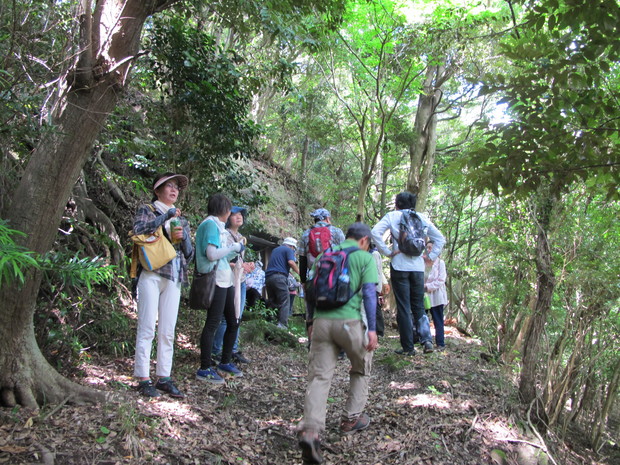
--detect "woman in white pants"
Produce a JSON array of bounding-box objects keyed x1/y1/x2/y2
[{"x1": 132, "y1": 172, "x2": 194, "y2": 398}]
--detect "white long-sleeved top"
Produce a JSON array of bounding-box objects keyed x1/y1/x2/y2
[
  {"x1": 371, "y1": 210, "x2": 445, "y2": 272},
  {"x1": 425, "y1": 258, "x2": 448, "y2": 307},
  {"x1": 371, "y1": 250, "x2": 389, "y2": 288}
]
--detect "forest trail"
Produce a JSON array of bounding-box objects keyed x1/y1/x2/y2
[{"x1": 0, "y1": 313, "x2": 607, "y2": 465}]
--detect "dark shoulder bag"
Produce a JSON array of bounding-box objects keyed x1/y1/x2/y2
[{"x1": 189, "y1": 262, "x2": 218, "y2": 310}]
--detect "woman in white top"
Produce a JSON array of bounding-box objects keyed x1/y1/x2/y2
[
  {"x1": 195, "y1": 194, "x2": 244, "y2": 384},
  {"x1": 424, "y1": 241, "x2": 448, "y2": 348}
]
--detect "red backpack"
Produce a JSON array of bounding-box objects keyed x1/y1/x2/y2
[{"x1": 308, "y1": 226, "x2": 332, "y2": 258}]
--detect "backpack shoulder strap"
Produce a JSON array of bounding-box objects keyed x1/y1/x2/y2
[
  {"x1": 341, "y1": 246, "x2": 360, "y2": 255},
  {"x1": 130, "y1": 243, "x2": 141, "y2": 278}
]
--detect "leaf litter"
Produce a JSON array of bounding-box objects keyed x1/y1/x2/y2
[{"x1": 0, "y1": 318, "x2": 611, "y2": 464}]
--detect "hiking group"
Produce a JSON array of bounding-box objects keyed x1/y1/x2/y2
[{"x1": 130, "y1": 173, "x2": 447, "y2": 464}]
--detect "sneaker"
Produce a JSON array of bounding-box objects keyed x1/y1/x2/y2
[
  {"x1": 340, "y1": 412, "x2": 370, "y2": 434},
  {"x1": 218, "y1": 362, "x2": 243, "y2": 377},
  {"x1": 155, "y1": 378, "x2": 184, "y2": 398},
  {"x1": 232, "y1": 352, "x2": 250, "y2": 364},
  {"x1": 394, "y1": 348, "x2": 416, "y2": 356},
  {"x1": 137, "y1": 380, "x2": 161, "y2": 398},
  {"x1": 196, "y1": 368, "x2": 225, "y2": 384},
  {"x1": 298, "y1": 430, "x2": 323, "y2": 464},
  {"x1": 423, "y1": 341, "x2": 434, "y2": 353}
]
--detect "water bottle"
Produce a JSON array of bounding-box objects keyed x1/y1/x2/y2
[
  {"x1": 170, "y1": 218, "x2": 181, "y2": 244},
  {"x1": 336, "y1": 268, "x2": 350, "y2": 303},
  {"x1": 315, "y1": 237, "x2": 323, "y2": 254}
]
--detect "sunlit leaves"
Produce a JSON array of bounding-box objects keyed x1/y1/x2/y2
[{"x1": 463, "y1": 0, "x2": 620, "y2": 200}]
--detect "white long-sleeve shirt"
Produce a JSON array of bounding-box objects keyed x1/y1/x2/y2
[
  {"x1": 425, "y1": 258, "x2": 448, "y2": 307},
  {"x1": 371, "y1": 210, "x2": 445, "y2": 272}
]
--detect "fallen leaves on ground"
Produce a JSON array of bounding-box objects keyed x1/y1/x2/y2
[{"x1": 0, "y1": 323, "x2": 609, "y2": 464}]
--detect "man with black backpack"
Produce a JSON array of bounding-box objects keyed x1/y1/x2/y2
[
  {"x1": 371, "y1": 191, "x2": 445, "y2": 356},
  {"x1": 297, "y1": 223, "x2": 378, "y2": 464}
]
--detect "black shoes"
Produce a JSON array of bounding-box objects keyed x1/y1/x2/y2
[
  {"x1": 298, "y1": 431, "x2": 323, "y2": 464},
  {"x1": 155, "y1": 378, "x2": 185, "y2": 398},
  {"x1": 395, "y1": 348, "x2": 416, "y2": 356},
  {"x1": 137, "y1": 380, "x2": 161, "y2": 397},
  {"x1": 232, "y1": 352, "x2": 251, "y2": 364},
  {"x1": 423, "y1": 341, "x2": 434, "y2": 353}
]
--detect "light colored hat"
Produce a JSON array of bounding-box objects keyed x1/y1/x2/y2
[
  {"x1": 153, "y1": 173, "x2": 189, "y2": 191},
  {"x1": 282, "y1": 237, "x2": 298, "y2": 248}
]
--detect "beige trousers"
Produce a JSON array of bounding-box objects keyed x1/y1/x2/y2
[{"x1": 298, "y1": 318, "x2": 373, "y2": 433}]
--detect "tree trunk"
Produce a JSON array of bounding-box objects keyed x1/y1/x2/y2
[
  {"x1": 356, "y1": 170, "x2": 373, "y2": 222},
  {"x1": 407, "y1": 65, "x2": 449, "y2": 210},
  {"x1": 518, "y1": 186, "x2": 558, "y2": 408},
  {"x1": 72, "y1": 173, "x2": 123, "y2": 266},
  {"x1": 0, "y1": 0, "x2": 172, "y2": 408},
  {"x1": 300, "y1": 135, "x2": 309, "y2": 184},
  {"x1": 591, "y1": 357, "x2": 620, "y2": 451}
]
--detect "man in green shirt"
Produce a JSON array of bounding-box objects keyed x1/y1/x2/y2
[{"x1": 297, "y1": 223, "x2": 378, "y2": 464}]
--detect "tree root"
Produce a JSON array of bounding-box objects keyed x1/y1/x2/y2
[{"x1": 0, "y1": 340, "x2": 109, "y2": 409}]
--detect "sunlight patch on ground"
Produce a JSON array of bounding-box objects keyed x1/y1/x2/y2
[
  {"x1": 396, "y1": 393, "x2": 451, "y2": 409},
  {"x1": 389, "y1": 381, "x2": 420, "y2": 391},
  {"x1": 176, "y1": 331, "x2": 197, "y2": 351},
  {"x1": 80, "y1": 362, "x2": 132, "y2": 387},
  {"x1": 480, "y1": 417, "x2": 514, "y2": 439},
  {"x1": 457, "y1": 399, "x2": 481, "y2": 411},
  {"x1": 256, "y1": 418, "x2": 290, "y2": 429},
  {"x1": 142, "y1": 401, "x2": 200, "y2": 423}
]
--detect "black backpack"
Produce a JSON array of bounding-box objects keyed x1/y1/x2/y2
[
  {"x1": 398, "y1": 209, "x2": 427, "y2": 257},
  {"x1": 306, "y1": 246, "x2": 359, "y2": 310}
]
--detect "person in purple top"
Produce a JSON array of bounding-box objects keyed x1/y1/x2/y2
[{"x1": 265, "y1": 237, "x2": 300, "y2": 328}]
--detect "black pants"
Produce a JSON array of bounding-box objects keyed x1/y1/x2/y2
[
  {"x1": 376, "y1": 293, "x2": 385, "y2": 337},
  {"x1": 246, "y1": 287, "x2": 262, "y2": 309},
  {"x1": 200, "y1": 285, "x2": 238, "y2": 368}
]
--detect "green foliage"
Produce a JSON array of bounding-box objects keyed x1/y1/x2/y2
[
  {"x1": 33, "y1": 252, "x2": 127, "y2": 364},
  {"x1": 148, "y1": 15, "x2": 259, "y2": 160},
  {"x1": 246, "y1": 299, "x2": 277, "y2": 321},
  {"x1": 241, "y1": 319, "x2": 299, "y2": 348},
  {"x1": 462, "y1": 0, "x2": 620, "y2": 200},
  {"x1": 39, "y1": 253, "x2": 114, "y2": 293},
  {"x1": 0, "y1": 220, "x2": 38, "y2": 287},
  {"x1": 376, "y1": 352, "x2": 411, "y2": 373}
]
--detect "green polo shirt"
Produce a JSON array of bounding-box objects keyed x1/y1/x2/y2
[{"x1": 314, "y1": 239, "x2": 378, "y2": 321}]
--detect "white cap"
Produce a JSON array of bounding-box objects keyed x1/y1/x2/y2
[{"x1": 282, "y1": 237, "x2": 297, "y2": 248}]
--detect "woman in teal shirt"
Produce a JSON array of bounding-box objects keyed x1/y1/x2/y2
[{"x1": 195, "y1": 194, "x2": 244, "y2": 384}]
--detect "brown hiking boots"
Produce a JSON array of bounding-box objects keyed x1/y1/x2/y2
[{"x1": 340, "y1": 412, "x2": 370, "y2": 434}]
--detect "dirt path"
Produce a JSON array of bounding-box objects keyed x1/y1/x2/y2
[{"x1": 0, "y1": 321, "x2": 604, "y2": 464}]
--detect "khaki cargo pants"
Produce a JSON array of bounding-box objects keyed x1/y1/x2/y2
[{"x1": 298, "y1": 318, "x2": 373, "y2": 433}]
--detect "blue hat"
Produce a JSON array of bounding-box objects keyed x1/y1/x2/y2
[
  {"x1": 310, "y1": 208, "x2": 330, "y2": 221},
  {"x1": 230, "y1": 206, "x2": 247, "y2": 216}
]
